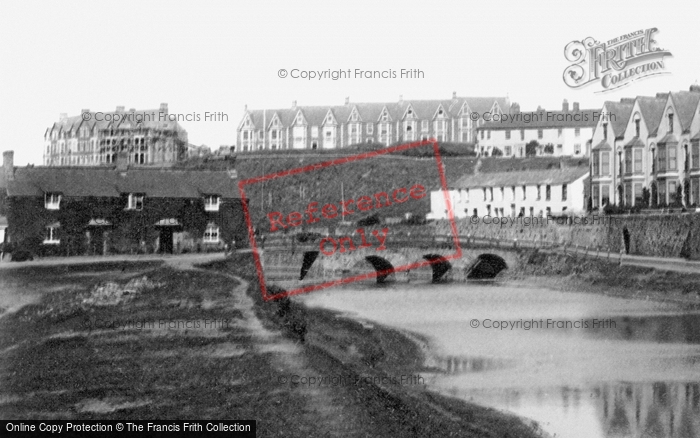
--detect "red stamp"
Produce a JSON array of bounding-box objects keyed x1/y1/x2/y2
[{"x1": 238, "y1": 139, "x2": 461, "y2": 301}]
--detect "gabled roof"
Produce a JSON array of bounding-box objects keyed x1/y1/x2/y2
[
  {"x1": 624, "y1": 137, "x2": 645, "y2": 148},
  {"x1": 458, "y1": 97, "x2": 510, "y2": 116},
  {"x1": 635, "y1": 96, "x2": 667, "y2": 135},
  {"x1": 592, "y1": 140, "x2": 612, "y2": 150},
  {"x1": 454, "y1": 167, "x2": 589, "y2": 189},
  {"x1": 48, "y1": 108, "x2": 184, "y2": 136},
  {"x1": 668, "y1": 91, "x2": 700, "y2": 132},
  {"x1": 603, "y1": 101, "x2": 634, "y2": 138},
  {"x1": 6, "y1": 167, "x2": 239, "y2": 199}
]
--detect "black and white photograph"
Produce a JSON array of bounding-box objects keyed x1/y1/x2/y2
[{"x1": 1, "y1": 1, "x2": 700, "y2": 437}]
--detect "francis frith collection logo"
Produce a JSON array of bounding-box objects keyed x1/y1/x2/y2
[{"x1": 563, "y1": 27, "x2": 672, "y2": 92}]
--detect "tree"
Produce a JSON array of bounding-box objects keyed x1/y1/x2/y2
[
  {"x1": 673, "y1": 184, "x2": 684, "y2": 207},
  {"x1": 525, "y1": 140, "x2": 539, "y2": 157},
  {"x1": 491, "y1": 147, "x2": 503, "y2": 157},
  {"x1": 543, "y1": 143, "x2": 554, "y2": 155},
  {"x1": 586, "y1": 196, "x2": 593, "y2": 212},
  {"x1": 650, "y1": 182, "x2": 658, "y2": 208}
]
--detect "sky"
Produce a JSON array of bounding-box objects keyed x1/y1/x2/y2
[{"x1": 1, "y1": 0, "x2": 698, "y2": 165}]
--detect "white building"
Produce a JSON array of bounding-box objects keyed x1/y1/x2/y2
[
  {"x1": 476, "y1": 101, "x2": 598, "y2": 158},
  {"x1": 427, "y1": 166, "x2": 589, "y2": 219}
]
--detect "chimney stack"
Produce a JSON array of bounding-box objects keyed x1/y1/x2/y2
[
  {"x1": 129, "y1": 108, "x2": 135, "y2": 113},
  {"x1": 573, "y1": 102, "x2": 580, "y2": 112},
  {"x1": 59, "y1": 113, "x2": 68, "y2": 121},
  {"x1": 3, "y1": 150, "x2": 14, "y2": 181},
  {"x1": 398, "y1": 95, "x2": 403, "y2": 103},
  {"x1": 562, "y1": 99, "x2": 569, "y2": 112},
  {"x1": 452, "y1": 91, "x2": 457, "y2": 99},
  {"x1": 81, "y1": 109, "x2": 90, "y2": 115},
  {"x1": 511, "y1": 103, "x2": 520, "y2": 114},
  {"x1": 345, "y1": 97, "x2": 350, "y2": 105},
  {"x1": 292, "y1": 100, "x2": 297, "y2": 109},
  {"x1": 620, "y1": 97, "x2": 635, "y2": 104},
  {"x1": 690, "y1": 84, "x2": 700, "y2": 93},
  {"x1": 159, "y1": 103, "x2": 168, "y2": 115},
  {"x1": 116, "y1": 106, "x2": 125, "y2": 112},
  {"x1": 116, "y1": 151, "x2": 129, "y2": 172}
]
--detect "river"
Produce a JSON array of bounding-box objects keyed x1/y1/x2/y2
[{"x1": 299, "y1": 281, "x2": 700, "y2": 438}]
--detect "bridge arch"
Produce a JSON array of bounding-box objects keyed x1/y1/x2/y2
[
  {"x1": 423, "y1": 254, "x2": 453, "y2": 282},
  {"x1": 466, "y1": 254, "x2": 508, "y2": 279},
  {"x1": 364, "y1": 255, "x2": 395, "y2": 283}
]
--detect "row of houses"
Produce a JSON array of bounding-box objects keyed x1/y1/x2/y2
[
  {"x1": 1, "y1": 151, "x2": 246, "y2": 256},
  {"x1": 235, "y1": 94, "x2": 510, "y2": 151},
  {"x1": 590, "y1": 85, "x2": 700, "y2": 208}
]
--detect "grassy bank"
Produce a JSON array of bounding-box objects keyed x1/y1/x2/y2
[
  {"x1": 505, "y1": 249, "x2": 700, "y2": 307},
  {"x1": 205, "y1": 253, "x2": 544, "y2": 438}
]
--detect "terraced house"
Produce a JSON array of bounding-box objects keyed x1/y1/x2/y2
[
  {"x1": 590, "y1": 85, "x2": 700, "y2": 209},
  {"x1": 1, "y1": 151, "x2": 246, "y2": 257},
  {"x1": 44, "y1": 103, "x2": 188, "y2": 167},
  {"x1": 475, "y1": 100, "x2": 598, "y2": 158},
  {"x1": 236, "y1": 94, "x2": 510, "y2": 151}
]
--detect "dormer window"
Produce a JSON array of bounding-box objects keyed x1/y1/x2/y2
[
  {"x1": 203, "y1": 223, "x2": 220, "y2": 243},
  {"x1": 668, "y1": 113, "x2": 674, "y2": 133},
  {"x1": 127, "y1": 193, "x2": 144, "y2": 210},
  {"x1": 204, "y1": 195, "x2": 221, "y2": 211},
  {"x1": 603, "y1": 122, "x2": 608, "y2": 140},
  {"x1": 438, "y1": 108, "x2": 444, "y2": 116},
  {"x1": 634, "y1": 117, "x2": 640, "y2": 137},
  {"x1": 45, "y1": 193, "x2": 62, "y2": 210},
  {"x1": 351, "y1": 112, "x2": 358, "y2": 121},
  {"x1": 381, "y1": 113, "x2": 388, "y2": 122}
]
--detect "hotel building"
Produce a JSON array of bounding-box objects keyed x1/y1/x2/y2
[{"x1": 44, "y1": 104, "x2": 188, "y2": 167}]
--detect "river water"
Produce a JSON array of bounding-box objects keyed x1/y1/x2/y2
[{"x1": 299, "y1": 281, "x2": 700, "y2": 438}]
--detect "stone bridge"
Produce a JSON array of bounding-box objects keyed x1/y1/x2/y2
[{"x1": 261, "y1": 237, "x2": 520, "y2": 285}]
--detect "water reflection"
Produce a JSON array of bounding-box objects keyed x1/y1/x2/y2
[{"x1": 300, "y1": 282, "x2": 700, "y2": 438}]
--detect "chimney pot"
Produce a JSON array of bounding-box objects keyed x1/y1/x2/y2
[
  {"x1": 59, "y1": 113, "x2": 68, "y2": 121},
  {"x1": 452, "y1": 91, "x2": 457, "y2": 99},
  {"x1": 159, "y1": 103, "x2": 168, "y2": 114},
  {"x1": 562, "y1": 99, "x2": 569, "y2": 112},
  {"x1": 3, "y1": 150, "x2": 14, "y2": 181},
  {"x1": 81, "y1": 109, "x2": 90, "y2": 115},
  {"x1": 573, "y1": 102, "x2": 580, "y2": 111},
  {"x1": 345, "y1": 97, "x2": 349, "y2": 105},
  {"x1": 292, "y1": 100, "x2": 297, "y2": 108},
  {"x1": 129, "y1": 108, "x2": 135, "y2": 113},
  {"x1": 116, "y1": 106, "x2": 125, "y2": 112}
]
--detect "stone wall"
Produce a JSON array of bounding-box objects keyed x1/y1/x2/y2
[{"x1": 432, "y1": 213, "x2": 700, "y2": 260}]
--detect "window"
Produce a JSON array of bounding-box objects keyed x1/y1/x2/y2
[
  {"x1": 537, "y1": 185, "x2": 541, "y2": 200},
  {"x1": 127, "y1": 193, "x2": 144, "y2": 210},
  {"x1": 601, "y1": 185, "x2": 610, "y2": 206},
  {"x1": 635, "y1": 118, "x2": 641, "y2": 137},
  {"x1": 44, "y1": 226, "x2": 60, "y2": 244},
  {"x1": 603, "y1": 123, "x2": 608, "y2": 140},
  {"x1": 489, "y1": 188, "x2": 494, "y2": 201},
  {"x1": 421, "y1": 120, "x2": 428, "y2": 131},
  {"x1": 562, "y1": 184, "x2": 567, "y2": 201},
  {"x1": 506, "y1": 130, "x2": 511, "y2": 140},
  {"x1": 668, "y1": 113, "x2": 674, "y2": 133},
  {"x1": 693, "y1": 178, "x2": 700, "y2": 206},
  {"x1": 659, "y1": 182, "x2": 667, "y2": 204},
  {"x1": 204, "y1": 195, "x2": 220, "y2": 212},
  {"x1": 634, "y1": 183, "x2": 643, "y2": 206},
  {"x1": 601, "y1": 151, "x2": 610, "y2": 175},
  {"x1": 574, "y1": 128, "x2": 581, "y2": 137},
  {"x1": 625, "y1": 151, "x2": 632, "y2": 174},
  {"x1": 522, "y1": 185, "x2": 527, "y2": 200},
  {"x1": 545, "y1": 185, "x2": 551, "y2": 201},
  {"x1": 487, "y1": 130, "x2": 491, "y2": 139},
  {"x1": 45, "y1": 193, "x2": 62, "y2": 210},
  {"x1": 574, "y1": 143, "x2": 581, "y2": 154},
  {"x1": 658, "y1": 144, "x2": 666, "y2": 172},
  {"x1": 480, "y1": 131, "x2": 484, "y2": 140},
  {"x1": 558, "y1": 128, "x2": 563, "y2": 137},
  {"x1": 311, "y1": 126, "x2": 319, "y2": 138},
  {"x1": 203, "y1": 224, "x2": 220, "y2": 243},
  {"x1": 366, "y1": 124, "x2": 373, "y2": 134},
  {"x1": 634, "y1": 149, "x2": 642, "y2": 173},
  {"x1": 242, "y1": 131, "x2": 249, "y2": 140},
  {"x1": 271, "y1": 130, "x2": 277, "y2": 140},
  {"x1": 511, "y1": 186, "x2": 516, "y2": 201},
  {"x1": 592, "y1": 185, "x2": 600, "y2": 207},
  {"x1": 693, "y1": 143, "x2": 700, "y2": 169},
  {"x1": 537, "y1": 129, "x2": 543, "y2": 139},
  {"x1": 520, "y1": 129, "x2": 525, "y2": 140},
  {"x1": 668, "y1": 146, "x2": 676, "y2": 171},
  {"x1": 504, "y1": 146, "x2": 511, "y2": 156}
]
